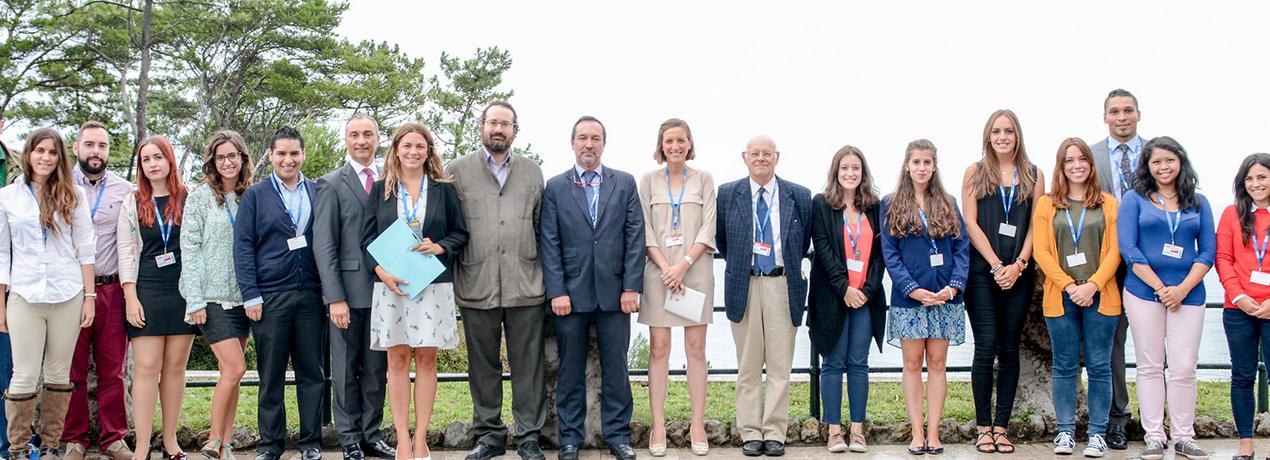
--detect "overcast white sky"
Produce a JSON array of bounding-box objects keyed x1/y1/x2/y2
[{"x1": 340, "y1": 0, "x2": 1270, "y2": 210}]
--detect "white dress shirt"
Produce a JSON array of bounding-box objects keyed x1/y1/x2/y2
[
  {"x1": 749, "y1": 177, "x2": 783, "y2": 267},
  {"x1": 345, "y1": 154, "x2": 379, "y2": 190},
  {"x1": 0, "y1": 178, "x2": 96, "y2": 303}
]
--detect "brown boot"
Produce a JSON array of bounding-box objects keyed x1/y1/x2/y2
[
  {"x1": 103, "y1": 439, "x2": 136, "y2": 460},
  {"x1": 63, "y1": 442, "x2": 87, "y2": 460},
  {"x1": 4, "y1": 391, "x2": 38, "y2": 458},
  {"x1": 37, "y1": 384, "x2": 75, "y2": 459}
]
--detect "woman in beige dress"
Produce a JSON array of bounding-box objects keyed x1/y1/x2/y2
[{"x1": 638, "y1": 118, "x2": 716, "y2": 456}]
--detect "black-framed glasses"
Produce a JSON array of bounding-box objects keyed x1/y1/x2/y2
[{"x1": 214, "y1": 153, "x2": 244, "y2": 163}]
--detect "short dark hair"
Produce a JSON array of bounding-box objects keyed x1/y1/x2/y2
[
  {"x1": 480, "y1": 100, "x2": 518, "y2": 128},
  {"x1": 270, "y1": 126, "x2": 305, "y2": 150},
  {"x1": 571, "y1": 115, "x2": 606, "y2": 141},
  {"x1": 78, "y1": 121, "x2": 109, "y2": 138},
  {"x1": 1104, "y1": 89, "x2": 1139, "y2": 110}
]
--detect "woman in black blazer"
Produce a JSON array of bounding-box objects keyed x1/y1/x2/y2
[
  {"x1": 809, "y1": 145, "x2": 886, "y2": 454},
  {"x1": 361, "y1": 121, "x2": 468, "y2": 460}
]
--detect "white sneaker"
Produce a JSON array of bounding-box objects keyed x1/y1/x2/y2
[
  {"x1": 1053, "y1": 431, "x2": 1075, "y2": 455},
  {"x1": 1173, "y1": 439, "x2": 1209, "y2": 460},
  {"x1": 1082, "y1": 434, "x2": 1107, "y2": 458}
]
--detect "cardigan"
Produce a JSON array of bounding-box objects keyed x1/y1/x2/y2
[
  {"x1": 178, "y1": 184, "x2": 243, "y2": 318},
  {"x1": 1032, "y1": 194, "x2": 1122, "y2": 317},
  {"x1": 808, "y1": 193, "x2": 887, "y2": 352},
  {"x1": 878, "y1": 194, "x2": 970, "y2": 308},
  {"x1": 1117, "y1": 190, "x2": 1216, "y2": 306},
  {"x1": 232, "y1": 177, "x2": 321, "y2": 303},
  {"x1": 1215, "y1": 204, "x2": 1270, "y2": 310}
]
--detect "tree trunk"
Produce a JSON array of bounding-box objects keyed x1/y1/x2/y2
[{"x1": 126, "y1": 0, "x2": 154, "y2": 181}]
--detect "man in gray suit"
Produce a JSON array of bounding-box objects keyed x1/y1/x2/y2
[
  {"x1": 1089, "y1": 88, "x2": 1145, "y2": 450},
  {"x1": 313, "y1": 114, "x2": 395, "y2": 460},
  {"x1": 446, "y1": 101, "x2": 548, "y2": 460}
]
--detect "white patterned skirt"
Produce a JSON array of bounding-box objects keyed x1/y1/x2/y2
[{"x1": 370, "y1": 282, "x2": 459, "y2": 351}]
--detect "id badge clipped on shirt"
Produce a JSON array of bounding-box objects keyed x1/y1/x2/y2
[
  {"x1": 1252, "y1": 271, "x2": 1270, "y2": 286},
  {"x1": 1161, "y1": 243, "x2": 1184, "y2": 259},
  {"x1": 847, "y1": 258, "x2": 865, "y2": 273},
  {"x1": 929, "y1": 253, "x2": 944, "y2": 267},
  {"x1": 155, "y1": 252, "x2": 176, "y2": 268},
  {"x1": 752, "y1": 241, "x2": 772, "y2": 256},
  {"x1": 998, "y1": 222, "x2": 1017, "y2": 237},
  {"x1": 287, "y1": 235, "x2": 308, "y2": 251},
  {"x1": 665, "y1": 233, "x2": 684, "y2": 247},
  {"x1": 1066, "y1": 252, "x2": 1087, "y2": 267}
]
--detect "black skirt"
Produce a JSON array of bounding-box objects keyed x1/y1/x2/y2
[{"x1": 127, "y1": 197, "x2": 199, "y2": 338}]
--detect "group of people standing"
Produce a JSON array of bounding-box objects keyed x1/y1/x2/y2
[{"x1": 0, "y1": 88, "x2": 1266, "y2": 460}]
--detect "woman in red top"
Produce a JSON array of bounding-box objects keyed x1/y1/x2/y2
[{"x1": 1215, "y1": 152, "x2": 1270, "y2": 460}]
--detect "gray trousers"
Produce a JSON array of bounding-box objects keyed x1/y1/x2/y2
[
  {"x1": 461, "y1": 305, "x2": 547, "y2": 447},
  {"x1": 330, "y1": 308, "x2": 388, "y2": 446},
  {"x1": 1109, "y1": 263, "x2": 1132, "y2": 431}
]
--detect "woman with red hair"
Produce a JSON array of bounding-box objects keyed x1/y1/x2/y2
[{"x1": 117, "y1": 136, "x2": 196, "y2": 460}]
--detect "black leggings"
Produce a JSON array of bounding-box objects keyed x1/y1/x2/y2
[{"x1": 965, "y1": 270, "x2": 1035, "y2": 427}]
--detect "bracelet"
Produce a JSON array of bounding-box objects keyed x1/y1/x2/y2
[
  {"x1": 1015, "y1": 257, "x2": 1028, "y2": 267},
  {"x1": 990, "y1": 264, "x2": 1003, "y2": 275},
  {"x1": 84, "y1": 293, "x2": 97, "y2": 299},
  {"x1": 684, "y1": 255, "x2": 694, "y2": 265}
]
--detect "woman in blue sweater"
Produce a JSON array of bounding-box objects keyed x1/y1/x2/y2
[
  {"x1": 1117, "y1": 136, "x2": 1215, "y2": 460},
  {"x1": 880, "y1": 139, "x2": 970, "y2": 455}
]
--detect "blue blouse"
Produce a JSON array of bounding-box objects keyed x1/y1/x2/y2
[
  {"x1": 879, "y1": 194, "x2": 970, "y2": 308},
  {"x1": 1117, "y1": 190, "x2": 1216, "y2": 306}
]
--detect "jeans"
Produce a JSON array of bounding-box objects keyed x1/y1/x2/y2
[
  {"x1": 1224, "y1": 307, "x2": 1270, "y2": 438},
  {"x1": 1045, "y1": 293, "x2": 1118, "y2": 435},
  {"x1": 965, "y1": 271, "x2": 1035, "y2": 427},
  {"x1": 819, "y1": 305, "x2": 872, "y2": 424},
  {"x1": 0, "y1": 331, "x2": 11, "y2": 456}
]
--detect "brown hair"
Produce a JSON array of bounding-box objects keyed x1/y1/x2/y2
[
  {"x1": 22, "y1": 128, "x2": 79, "y2": 234},
  {"x1": 968, "y1": 109, "x2": 1037, "y2": 200},
  {"x1": 383, "y1": 122, "x2": 451, "y2": 200},
  {"x1": 77, "y1": 120, "x2": 109, "y2": 139},
  {"x1": 886, "y1": 139, "x2": 960, "y2": 238},
  {"x1": 201, "y1": 130, "x2": 255, "y2": 206},
  {"x1": 1048, "y1": 137, "x2": 1105, "y2": 210},
  {"x1": 822, "y1": 145, "x2": 879, "y2": 212},
  {"x1": 652, "y1": 118, "x2": 696, "y2": 164}
]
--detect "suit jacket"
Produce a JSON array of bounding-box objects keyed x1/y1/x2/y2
[
  {"x1": 233, "y1": 177, "x2": 321, "y2": 301},
  {"x1": 313, "y1": 163, "x2": 377, "y2": 308},
  {"x1": 539, "y1": 166, "x2": 644, "y2": 312},
  {"x1": 1091, "y1": 134, "x2": 1146, "y2": 197},
  {"x1": 361, "y1": 179, "x2": 468, "y2": 283},
  {"x1": 808, "y1": 194, "x2": 887, "y2": 352},
  {"x1": 715, "y1": 176, "x2": 812, "y2": 326}
]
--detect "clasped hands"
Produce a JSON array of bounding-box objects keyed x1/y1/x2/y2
[{"x1": 909, "y1": 286, "x2": 957, "y2": 307}]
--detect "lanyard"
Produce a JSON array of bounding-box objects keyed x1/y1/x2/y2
[
  {"x1": 754, "y1": 188, "x2": 772, "y2": 240},
  {"x1": 90, "y1": 180, "x2": 106, "y2": 219},
  {"x1": 398, "y1": 180, "x2": 426, "y2": 224},
  {"x1": 225, "y1": 204, "x2": 237, "y2": 229},
  {"x1": 918, "y1": 208, "x2": 939, "y2": 254},
  {"x1": 1155, "y1": 193, "x2": 1180, "y2": 245},
  {"x1": 843, "y1": 209, "x2": 862, "y2": 258},
  {"x1": 151, "y1": 196, "x2": 173, "y2": 252},
  {"x1": 1064, "y1": 205, "x2": 1087, "y2": 255},
  {"x1": 24, "y1": 184, "x2": 48, "y2": 246},
  {"x1": 1255, "y1": 225, "x2": 1270, "y2": 269},
  {"x1": 665, "y1": 168, "x2": 687, "y2": 231},
  {"x1": 270, "y1": 174, "x2": 306, "y2": 232},
  {"x1": 999, "y1": 169, "x2": 1017, "y2": 223}
]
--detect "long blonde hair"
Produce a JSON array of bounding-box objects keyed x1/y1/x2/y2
[
  {"x1": 886, "y1": 139, "x2": 960, "y2": 238},
  {"x1": 382, "y1": 121, "x2": 451, "y2": 200},
  {"x1": 969, "y1": 109, "x2": 1037, "y2": 200},
  {"x1": 22, "y1": 128, "x2": 79, "y2": 234}
]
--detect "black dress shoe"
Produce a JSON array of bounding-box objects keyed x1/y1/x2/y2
[
  {"x1": 741, "y1": 440, "x2": 765, "y2": 457},
  {"x1": 924, "y1": 444, "x2": 943, "y2": 455},
  {"x1": 558, "y1": 445, "x2": 579, "y2": 460},
  {"x1": 516, "y1": 441, "x2": 545, "y2": 460},
  {"x1": 254, "y1": 452, "x2": 281, "y2": 460},
  {"x1": 907, "y1": 444, "x2": 927, "y2": 456},
  {"x1": 362, "y1": 441, "x2": 397, "y2": 459},
  {"x1": 762, "y1": 441, "x2": 785, "y2": 457},
  {"x1": 608, "y1": 444, "x2": 635, "y2": 460},
  {"x1": 1105, "y1": 428, "x2": 1128, "y2": 450},
  {"x1": 343, "y1": 444, "x2": 365, "y2": 460},
  {"x1": 300, "y1": 449, "x2": 322, "y2": 460},
  {"x1": 466, "y1": 442, "x2": 506, "y2": 460}
]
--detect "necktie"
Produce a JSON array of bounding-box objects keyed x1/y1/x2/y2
[
  {"x1": 1116, "y1": 144, "x2": 1132, "y2": 197},
  {"x1": 363, "y1": 167, "x2": 375, "y2": 195},
  {"x1": 754, "y1": 188, "x2": 776, "y2": 275},
  {"x1": 583, "y1": 171, "x2": 598, "y2": 226}
]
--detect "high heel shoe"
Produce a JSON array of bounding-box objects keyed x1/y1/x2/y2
[
  {"x1": 164, "y1": 450, "x2": 188, "y2": 460},
  {"x1": 691, "y1": 442, "x2": 709, "y2": 456}
]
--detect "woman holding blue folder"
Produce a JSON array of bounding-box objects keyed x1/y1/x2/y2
[{"x1": 362, "y1": 121, "x2": 468, "y2": 460}]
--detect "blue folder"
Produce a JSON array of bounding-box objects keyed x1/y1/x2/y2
[{"x1": 366, "y1": 219, "x2": 446, "y2": 299}]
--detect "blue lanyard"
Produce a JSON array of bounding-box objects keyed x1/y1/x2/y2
[
  {"x1": 1064, "y1": 205, "x2": 1087, "y2": 254},
  {"x1": 1255, "y1": 225, "x2": 1270, "y2": 269},
  {"x1": 151, "y1": 196, "x2": 173, "y2": 252},
  {"x1": 24, "y1": 184, "x2": 48, "y2": 246},
  {"x1": 918, "y1": 208, "x2": 939, "y2": 254},
  {"x1": 843, "y1": 209, "x2": 862, "y2": 257},
  {"x1": 270, "y1": 174, "x2": 306, "y2": 232},
  {"x1": 665, "y1": 168, "x2": 687, "y2": 231},
  {"x1": 398, "y1": 180, "x2": 426, "y2": 224},
  {"x1": 90, "y1": 180, "x2": 106, "y2": 219},
  {"x1": 754, "y1": 188, "x2": 772, "y2": 240},
  {"x1": 1155, "y1": 193, "x2": 1180, "y2": 245},
  {"x1": 999, "y1": 169, "x2": 1017, "y2": 223},
  {"x1": 225, "y1": 205, "x2": 236, "y2": 229}
]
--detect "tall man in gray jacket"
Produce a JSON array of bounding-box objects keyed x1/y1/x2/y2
[
  {"x1": 313, "y1": 114, "x2": 395, "y2": 460},
  {"x1": 446, "y1": 101, "x2": 547, "y2": 460}
]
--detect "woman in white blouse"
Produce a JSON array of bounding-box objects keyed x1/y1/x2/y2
[{"x1": 0, "y1": 128, "x2": 97, "y2": 459}]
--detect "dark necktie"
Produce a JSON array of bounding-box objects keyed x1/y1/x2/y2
[
  {"x1": 1117, "y1": 143, "x2": 1132, "y2": 197},
  {"x1": 754, "y1": 188, "x2": 776, "y2": 275},
  {"x1": 583, "y1": 171, "x2": 599, "y2": 226}
]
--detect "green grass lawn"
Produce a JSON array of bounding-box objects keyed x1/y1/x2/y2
[{"x1": 169, "y1": 380, "x2": 1236, "y2": 430}]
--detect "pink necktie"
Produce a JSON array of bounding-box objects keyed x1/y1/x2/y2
[{"x1": 363, "y1": 167, "x2": 374, "y2": 195}]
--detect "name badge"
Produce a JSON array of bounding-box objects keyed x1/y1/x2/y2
[
  {"x1": 998, "y1": 222, "x2": 1017, "y2": 237},
  {"x1": 1066, "y1": 252, "x2": 1087, "y2": 267},
  {"x1": 155, "y1": 252, "x2": 176, "y2": 268},
  {"x1": 846, "y1": 258, "x2": 865, "y2": 273},
  {"x1": 929, "y1": 253, "x2": 944, "y2": 267},
  {"x1": 752, "y1": 242, "x2": 772, "y2": 256},
  {"x1": 665, "y1": 233, "x2": 684, "y2": 247},
  {"x1": 287, "y1": 235, "x2": 308, "y2": 251},
  {"x1": 1252, "y1": 271, "x2": 1270, "y2": 286},
  {"x1": 408, "y1": 220, "x2": 421, "y2": 228},
  {"x1": 1161, "y1": 243, "x2": 1184, "y2": 259}
]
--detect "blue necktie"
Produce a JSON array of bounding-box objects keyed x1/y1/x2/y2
[
  {"x1": 754, "y1": 188, "x2": 776, "y2": 275},
  {"x1": 584, "y1": 171, "x2": 599, "y2": 226}
]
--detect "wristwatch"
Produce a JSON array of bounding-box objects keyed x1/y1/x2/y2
[{"x1": 684, "y1": 255, "x2": 695, "y2": 265}]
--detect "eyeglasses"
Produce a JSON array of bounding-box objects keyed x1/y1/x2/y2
[
  {"x1": 214, "y1": 153, "x2": 244, "y2": 163},
  {"x1": 483, "y1": 120, "x2": 514, "y2": 129},
  {"x1": 745, "y1": 151, "x2": 777, "y2": 160}
]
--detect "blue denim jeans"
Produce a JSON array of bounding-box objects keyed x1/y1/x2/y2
[
  {"x1": 1045, "y1": 293, "x2": 1117, "y2": 435},
  {"x1": 0, "y1": 331, "x2": 11, "y2": 457},
  {"x1": 819, "y1": 305, "x2": 872, "y2": 424},
  {"x1": 1223, "y1": 307, "x2": 1270, "y2": 438}
]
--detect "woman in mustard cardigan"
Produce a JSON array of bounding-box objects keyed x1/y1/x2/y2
[{"x1": 1031, "y1": 138, "x2": 1121, "y2": 458}]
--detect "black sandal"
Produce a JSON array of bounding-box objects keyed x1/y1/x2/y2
[
  {"x1": 974, "y1": 430, "x2": 996, "y2": 453},
  {"x1": 993, "y1": 430, "x2": 1015, "y2": 454}
]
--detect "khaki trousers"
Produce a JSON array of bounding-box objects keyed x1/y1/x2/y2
[
  {"x1": 7, "y1": 292, "x2": 84, "y2": 394},
  {"x1": 730, "y1": 276, "x2": 797, "y2": 442}
]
